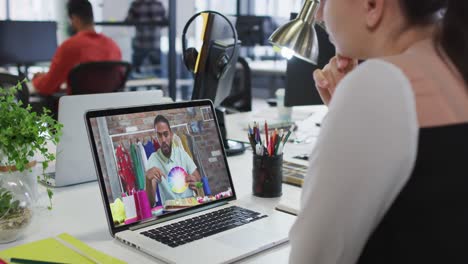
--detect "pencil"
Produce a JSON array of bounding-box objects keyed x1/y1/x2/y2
[
  {"x1": 247, "y1": 133, "x2": 256, "y2": 151},
  {"x1": 282, "y1": 125, "x2": 295, "y2": 144}
]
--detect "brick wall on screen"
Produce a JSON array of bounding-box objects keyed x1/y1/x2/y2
[
  {"x1": 100, "y1": 107, "x2": 231, "y2": 196},
  {"x1": 194, "y1": 118, "x2": 230, "y2": 195}
]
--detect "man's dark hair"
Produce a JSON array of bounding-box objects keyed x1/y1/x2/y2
[
  {"x1": 67, "y1": 0, "x2": 94, "y2": 25},
  {"x1": 154, "y1": 115, "x2": 171, "y2": 130}
]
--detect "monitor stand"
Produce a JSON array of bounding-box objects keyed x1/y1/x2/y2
[{"x1": 216, "y1": 107, "x2": 245, "y2": 156}]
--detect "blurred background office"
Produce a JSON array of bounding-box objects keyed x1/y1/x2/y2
[{"x1": 0, "y1": 0, "x2": 331, "y2": 113}]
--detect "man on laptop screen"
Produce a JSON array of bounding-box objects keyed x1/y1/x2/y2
[{"x1": 145, "y1": 114, "x2": 201, "y2": 207}]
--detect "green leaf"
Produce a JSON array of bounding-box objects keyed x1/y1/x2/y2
[{"x1": 0, "y1": 82, "x2": 62, "y2": 210}]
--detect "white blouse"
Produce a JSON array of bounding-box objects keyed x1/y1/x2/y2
[{"x1": 289, "y1": 60, "x2": 420, "y2": 264}]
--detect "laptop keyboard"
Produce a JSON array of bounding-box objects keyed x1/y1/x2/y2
[{"x1": 140, "y1": 206, "x2": 267, "y2": 248}]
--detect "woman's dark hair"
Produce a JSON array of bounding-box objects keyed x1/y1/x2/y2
[
  {"x1": 67, "y1": 0, "x2": 94, "y2": 25},
  {"x1": 400, "y1": 0, "x2": 468, "y2": 86}
]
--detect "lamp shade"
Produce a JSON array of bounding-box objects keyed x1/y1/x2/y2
[{"x1": 268, "y1": 0, "x2": 320, "y2": 64}]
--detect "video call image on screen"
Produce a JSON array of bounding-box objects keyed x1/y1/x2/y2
[{"x1": 89, "y1": 106, "x2": 233, "y2": 227}]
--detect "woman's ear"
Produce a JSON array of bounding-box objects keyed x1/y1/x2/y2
[
  {"x1": 364, "y1": 0, "x2": 384, "y2": 29},
  {"x1": 316, "y1": 0, "x2": 325, "y2": 22}
]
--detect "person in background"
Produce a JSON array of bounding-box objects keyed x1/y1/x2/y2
[
  {"x1": 32, "y1": 0, "x2": 121, "y2": 95},
  {"x1": 125, "y1": 0, "x2": 166, "y2": 76},
  {"x1": 289, "y1": 0, "x2": 468, "y2": 263},
  {"x1": 145, "y1": 115, "x2": 201, "y2": 207}
]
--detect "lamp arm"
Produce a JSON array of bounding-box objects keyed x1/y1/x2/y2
[{"x1": 298, "y1": 0, "x2": 321, "y2": 25}]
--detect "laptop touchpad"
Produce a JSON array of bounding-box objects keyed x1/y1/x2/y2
[{"x1": 215, "y1": 227, "x2": 277, "y2": 250}]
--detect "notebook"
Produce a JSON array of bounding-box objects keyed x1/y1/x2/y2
[
  {"x1": 0, "y1": 233, "x2": 125, "y2": 264},
  {"x1": 39, "y1": 90, "x2": 170, "y2": 187},
  {"x1": 84, "y1": 100, "x2": 296, "y2": 264}
]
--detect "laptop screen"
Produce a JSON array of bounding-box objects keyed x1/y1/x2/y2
[{"x1": 86, "y1": 101, "x2": 235, "y2": 231}]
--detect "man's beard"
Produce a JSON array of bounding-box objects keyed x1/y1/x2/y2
[{"x1": 161, "y1": 142, "x2": 171, "y2": 156}]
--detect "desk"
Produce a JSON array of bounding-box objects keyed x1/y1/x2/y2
[
  {"x1": 0, "y1": 106, "x2": 327, "y2": 263},
  {"x1": 0, "y1": 155, "x2": 299, "y2": 263},
  {"x1": 125, "y1": 78, "x2": 193, "y2": 89},
  {"x1": 247, "y1": 60, "x2": 287, "y2": 75},
  {"x1": 26, "y1": 78, "x2": 193, "y2": 96}
]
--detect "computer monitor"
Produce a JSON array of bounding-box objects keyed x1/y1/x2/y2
[
  {"x1": 235, "y1": 15, "x2": 275, "y2": 47},
  {"x1": 284, "y1": 14, "x2": 335, "y2": 107},
  {"x1": 0, "y1": 21, "x2": 58, "y2": 65},
  {"x1": 190, "y1": 13, "x2": 243, "y2": 155},
  {"x1": 192, "y1": 39, "x2": 239, "y2": 107}
]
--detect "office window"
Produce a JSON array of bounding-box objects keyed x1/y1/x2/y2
[
  {"x1": 195, "y1": 0, "x2": 236, "y2": 14},
  {"x1": 0, "y1": 0, "x2": 6, "y2": 19},
  {"x1": 254, "y1": 0, "x2": 303, "y2": 18},
  {"x1": 9, "y1": 0, "x2": 54, "y2": 20}
]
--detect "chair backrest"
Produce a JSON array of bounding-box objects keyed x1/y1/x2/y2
[
  {"x1": 0, "y1": 73, "x2": 29, "y2": 106},
  {"x1": 68, "y1": 61, "x2": 131, "y2": 95},
  {"x1": 221, "y1": 56, "x2": 252, "y2": 112}
]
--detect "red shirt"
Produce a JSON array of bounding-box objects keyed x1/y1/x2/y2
[{"x1": 32, "y1": 31, "x2": 122, "y2": 95}]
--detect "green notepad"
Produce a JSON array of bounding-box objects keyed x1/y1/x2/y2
[{"x1": 0, "y1": 233, "x2": 126, "y2": 264}]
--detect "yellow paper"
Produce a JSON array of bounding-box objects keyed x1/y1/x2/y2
[{"x1": 0, "y1": 233, "x2": 126, "y2": 264}]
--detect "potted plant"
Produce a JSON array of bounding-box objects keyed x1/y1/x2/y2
[{"x1": 0, "y1": 83, "x2": 62, "y2": 243}]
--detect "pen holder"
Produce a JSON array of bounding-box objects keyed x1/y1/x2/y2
[{"x1": 252, "y1": 154, "x2": 283, "y2": 198}]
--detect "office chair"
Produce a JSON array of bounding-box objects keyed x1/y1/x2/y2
[
  {"x1": 221, "y1": 57, "x2": 252, "y2": 113},
  {"x1": 0, "y1": 73, "x2": 29, "y2": 106},
  {"x1": 68, "y1": 61, "x2": 132, "y2": 95}
]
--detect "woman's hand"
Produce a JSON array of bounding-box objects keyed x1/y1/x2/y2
[{"x1": 313, "y1": 55, "x2": 358, "y2": 105}]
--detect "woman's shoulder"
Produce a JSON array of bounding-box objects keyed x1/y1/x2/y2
[
  {"x1": 338, "y1": 59, "x2": 413, "y2": 97},
  {"x1": 331, "y1": 59, "x2": 416, "y2": 120}
]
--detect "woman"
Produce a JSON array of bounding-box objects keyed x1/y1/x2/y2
[{"x1": 289, "y1": 0, "x2": 468, "y2": 263}]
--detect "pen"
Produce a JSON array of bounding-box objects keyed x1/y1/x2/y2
[
  {"x1": 267, "y1": 134, "x2": 271, "y2": 156},
  {"x1": 271, "y1": 130, "x2": 277, "y2": 156},
  {"x1": 9, "y1": 258, "x2": 67, "y2": 264},
  {"x1": 256, "y1": 123, "x2": 262, "y2": 145},
  {"x1": 279, "y1": 129, "x2": 284, "y2": 146},
  {"x1": 247, "y1": 133, "x2": 256, "y2": 150},
  {"x1": 273, "y1": 129, "x2": 280, "y2": 155},
  {"x1": 264, "y1": 121, "x2": 269, "y2": 152},
  {"x1": 256, "y1": 143, "x2": 264, "y2": 156},
  {"x1": 277, "y1": 142, "x2": 284, "y2": 155},
  {"x1": 282, "y1": 125, "x2": 294, "y2": 145}
]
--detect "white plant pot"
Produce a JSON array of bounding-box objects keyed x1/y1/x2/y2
[
  {"x1": 0, "y1": 168, "x2": 34, "y2": 243},
  {"x1": 0, "y1": 150, "x2": 39, "y2": 201}
]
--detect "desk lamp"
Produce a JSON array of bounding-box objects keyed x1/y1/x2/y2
[{"x1": 268, "y1": 0, "x2": 321, "y2": 64}]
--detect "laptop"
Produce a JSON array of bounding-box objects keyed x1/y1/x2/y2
[
  {"x1": 84, "y1": 100, "x2": 296, "y2": 264},
  {"x1": 40, "y1": 90, "x2": 171, "y2": 187}
]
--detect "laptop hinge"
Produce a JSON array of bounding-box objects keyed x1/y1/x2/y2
[{"x1": 129, "y1": 201, "x2": 229, "y2": 231}]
